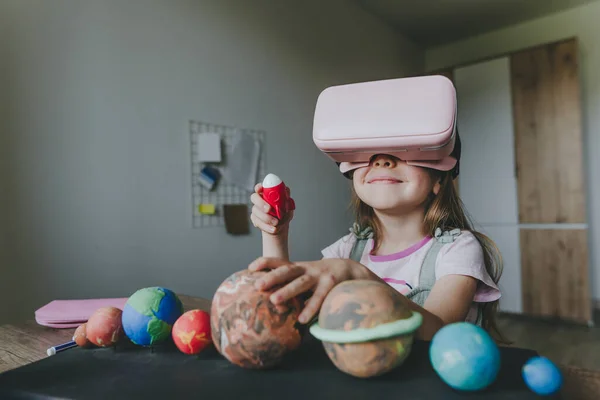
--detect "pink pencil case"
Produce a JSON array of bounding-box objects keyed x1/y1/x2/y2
[
  {"x1": 35, "y1": 297, "x2": 128, "y2": 328},
  {"x1": 312, "y1": 75, "x2": 457, "y2": 163}
]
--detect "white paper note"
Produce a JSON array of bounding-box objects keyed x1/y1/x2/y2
[
  {"x1": 196, "y1": 133, "x2": 222, "y2": 162},
  {"x1": 221, "y1": 133, "x2": 261, "y2": 192}
]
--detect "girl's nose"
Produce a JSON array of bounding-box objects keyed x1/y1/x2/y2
[{"x1": 370, "y1": 154, "x2": 397, "y2": 169}]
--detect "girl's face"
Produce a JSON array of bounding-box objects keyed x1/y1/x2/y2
[{"x1": 352, "y1": 154, "x2": 440, "y2": 213}]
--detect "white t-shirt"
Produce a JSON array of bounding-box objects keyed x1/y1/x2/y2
[{"x1": 321, "y1": 230, "x2": 501, "y2": 323}]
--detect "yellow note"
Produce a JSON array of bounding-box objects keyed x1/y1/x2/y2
[{"x1": 198, "y1": 204, "x2": 216, "y2": 215}]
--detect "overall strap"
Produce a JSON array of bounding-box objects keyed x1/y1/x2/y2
[
  {"x1": 407, "y1": 228, "x2": 461, "y2": 306},
  {"x1": 349, "y1": 239, "x2": 368, "y2": 262},
  {"x1": 348, "y1": 224, "x2": 372, "y2": 262},
  {"x1": 421, "y1": 228, "x2": 461, "y2": 286}
]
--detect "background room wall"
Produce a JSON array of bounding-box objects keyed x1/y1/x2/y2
[
  {"x1": 0, "y1": 0, "x2": 423, "y2": 322},
  {"x1": 0, "y1": 102, "x2": 10, "y2": 323},
  {"x1": 425, "y1": 1, "x2": 600, "y2": 302}
]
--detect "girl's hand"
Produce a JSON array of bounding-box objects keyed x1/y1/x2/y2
[
  {"x1": 248, "y1": 257, "x2": 364, "y2": 324},
  {"x1": 250, "y1": 183, "x2": 294, "y2": 236}
]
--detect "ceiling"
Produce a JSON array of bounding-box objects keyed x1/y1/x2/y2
[{"x1": 356, "y1": 0, "x2": 599, "y2": 47}]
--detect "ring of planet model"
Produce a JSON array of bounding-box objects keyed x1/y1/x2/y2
[
  {"x1": 309, "y1": 311, "x2": 422, "y2": 343},
  {"x1": 312, "y1": 279, "x2": 424, "y2": 378}
]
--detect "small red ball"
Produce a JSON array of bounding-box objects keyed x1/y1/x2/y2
[
  {"x1": 172, "y1": 309, "x2": 212, "y2": 355},
  {"x1": 74, "y1": 323, "x2": 92, "y2": 347},
  {"x1": 86, "y1": 306, "x2": 124, "y2": 347}
]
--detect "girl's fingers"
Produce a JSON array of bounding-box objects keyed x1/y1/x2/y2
[
  {"x1": 250, "y1": 192, "x2": 272, "y2": 215},
  {"x1": 251, "y1": 204, "x2": 277, "y2": 224},
  {"x1": 298, "y1": 278, "x2": 334, "y2": 324},
  {"x1": 248, "y1": 257, "x2": 292, "y2": 272},
  {"x1": 250, "y1": 213, "x2": 277, "y2": 235},
  {"x1": 270, "y1": 274, "x2": 315, "y2": 305},
  {"x1": 251, "y1": 205, "x2": 278, "y2": 229},
  {"x1": 250, "y1": 192, "x2": 269, "y2": 210},
  {"x1": 254, "y1": 264, "x2": 304, "y2": 291},
  {"x1": 250, "y1": 192, "x2": 261, "y2": 205}
]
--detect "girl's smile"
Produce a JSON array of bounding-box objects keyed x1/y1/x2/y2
[{"x1": 367, "y1": 175, "x2": 404, "y2": 184}]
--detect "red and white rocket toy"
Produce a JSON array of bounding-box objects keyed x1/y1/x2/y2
[{"x1": 261, "y1": 173, "x2": 295, "y2": 220}]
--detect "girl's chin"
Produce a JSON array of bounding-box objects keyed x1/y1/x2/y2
[{"x1": 362, "y1": 200, "x2": 414, "y2": 212}]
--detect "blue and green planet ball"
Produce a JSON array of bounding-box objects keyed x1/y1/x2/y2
[{"x1": 121, "y1": 287, "x2": 184, "y2": 346}]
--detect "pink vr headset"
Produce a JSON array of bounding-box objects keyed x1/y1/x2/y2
[{"x1": 312, "y1": 75, "x2": 461, "y2": 179}]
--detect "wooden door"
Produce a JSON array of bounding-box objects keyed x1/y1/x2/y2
[{"x1": 510, "y1": 38, "x2": 592, "y2": 324}]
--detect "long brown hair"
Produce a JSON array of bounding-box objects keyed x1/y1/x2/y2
[{"x1": 350, "y1": 169, "x2": 510, "y2": 344}]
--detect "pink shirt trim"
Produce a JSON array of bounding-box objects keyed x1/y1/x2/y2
[
  {"x1": 382, "y1": 278, "x2": 413, "y2": 287},
  {"x1": 369, "y1": 236, "x2": 432, "y2": 262}
]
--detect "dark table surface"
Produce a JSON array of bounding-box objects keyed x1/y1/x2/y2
[{"x1": 0, "y1": 330, "x2": 558, "y2": 400}]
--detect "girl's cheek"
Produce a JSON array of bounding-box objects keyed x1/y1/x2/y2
[
  {"x1": 353, "y1": 169, "x2": 368, "y2": 182},
  {"x1": 407, "y1": 168, "x2": 432, "y2": 185}
]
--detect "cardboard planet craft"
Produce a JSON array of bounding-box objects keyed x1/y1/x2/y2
[
  {"x1": 309, "y1": 280, "x2": 423, "y2": 378},
  {"x1": 210, "y1": 269, "x2": 304, "y2": 369},
  {"x1": 172, "y1": 309, "x2": 212, "y2": 355},
  {"x1": 85, "y1": 306, "x2": 124, "y2": 347},
  {"x1": 121, "y1": 287, "x2": 184, "y2": 346}
]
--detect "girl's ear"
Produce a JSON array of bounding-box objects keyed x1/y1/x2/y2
[
  {"x1": 427, "y1": 169, "x2": 444, "y2": 196},
  {"x1": 433, "y1": 180, "x2": 441, "y2": 195},
  {"x1": 432, "y1": 172, "x2": 445, "y2": 195}
]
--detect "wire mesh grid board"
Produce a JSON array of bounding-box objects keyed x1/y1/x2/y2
[{"x1": 189, "y1": 120, "x2": 265, "y2": 228}]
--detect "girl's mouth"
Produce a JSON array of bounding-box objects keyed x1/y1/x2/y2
[{"x1": 367, "y1": 176, "x2": 403, "y2": 184}]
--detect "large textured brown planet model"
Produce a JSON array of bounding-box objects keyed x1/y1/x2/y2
[
  {"x1": 210, "y1": 269, "x2": 304, "y2": 369},
  {"x1": 310, "y1": 279, "x2": 422, "y2": 378}
]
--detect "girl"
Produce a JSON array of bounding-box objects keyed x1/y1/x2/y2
[{"x1": 248, "y1": 134, "x2": 506, "y2": 343}]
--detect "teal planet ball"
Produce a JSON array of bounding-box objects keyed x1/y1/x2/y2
[
  {"x1": 429, "y1": 322, "x2": 500, "y2": 391},
  {"x1": 122, "y1": 287, "x2": 184, "y2": 346}
]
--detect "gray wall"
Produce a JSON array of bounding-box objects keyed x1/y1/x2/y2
[
  {"x1": 0, "y1": 0, "x2": 423, "y2": 322},
  {"x1": 0, "y1": 46, "x2": 11, "y2": 320}
]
